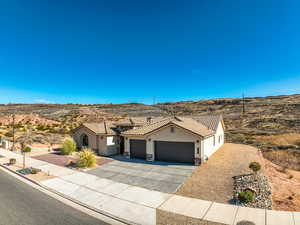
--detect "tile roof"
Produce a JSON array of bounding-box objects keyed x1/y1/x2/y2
[
  {"x1": 82, "y1": 121, "x2": 116, "y2": 135},
  {"x1": 121, "y1": 116, "x2": 215, "y2": 137},
  {"x1": 192, "y1": 114, "x2": 223, "y2": 131}
]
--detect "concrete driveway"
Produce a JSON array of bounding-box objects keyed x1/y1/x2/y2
[{"x1": 86, "y1": 156, "x2": 196, "y2": 193}]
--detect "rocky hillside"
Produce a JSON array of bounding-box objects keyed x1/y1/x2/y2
[{"x1": 0, "y1": 94, "x2": 300, "y2": 169}]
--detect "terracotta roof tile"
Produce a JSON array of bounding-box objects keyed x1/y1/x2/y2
[
  {"x1": 122, "y1": 116, "x2": 215, "y2": 137},
  {"x1": 83, "y1": 121, "x2": 116, "y2": 135}
]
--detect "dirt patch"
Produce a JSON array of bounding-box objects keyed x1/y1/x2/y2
[
  {"x1": 264, "y1": 158, "x2": 300, "y2": 211},
  {"x1": 176, "y1": 143, "x2": 262, "y2": 204},
  {"x1": 32, "y1": 152, "x2": 112, "y2": 167},
  {"x1": 32, "y1": 153, "x2": 77, "y2": 167}
]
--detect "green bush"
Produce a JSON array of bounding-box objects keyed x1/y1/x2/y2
[
  {"x1": 238, "y1": 191, "x2": 254, "y2": 203},
  {"x1": 249, "y1": 162, "x2": 261, "y2": 173},
  {"x1": 31, "y1": 168, "x2": 39, "y2": 174},
  {"x1": 61, "y1": 138, "x2": 77, "y2": 155},
  {"x1": 77, "y1": 149, "x2": 97, "y2": 168},
  {"x1": 23, "y1": 146, "x2": 31, "y2": 153}
]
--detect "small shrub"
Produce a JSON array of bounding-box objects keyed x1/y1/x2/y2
[
  {"x1": 237, "y1": 221, "x2": 255, "y2": 225},
  {"x1": 4, "y1": 131, "x2": 13, "y2": 137},
  {"x1": 9, "y1": 158, "x2": 16, "y2": 165},
  {"x1": 288, "y1": 174, "x2": 293, "y2": 179},
  {"x1": 31, "y1": 169, "x2": 38, "y2": 174},
  {"x1": 238, "y1": 191, "x2": 254, "y2": 203},
  {"x1": 249, "y1": 162, "x2": 261, "y2": 173},
  {"x1": 77, "y1": 149, "x2": 97, "y2": 168},
  {"x1": 23, "y1": 146, "x2": 31, "y2": 153},
  {"x1": 61, "y1": 138, "x2": 77, "y2": 155}
]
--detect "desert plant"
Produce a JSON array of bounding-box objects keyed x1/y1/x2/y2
[
  {"x1": 61, "y1": 138, "x2": 76, "y2": 155},
  {"x1": 249, "y1": 161, "x2": 261, "y2": 174},
  {"x1": 31, "y1": 168, "x2": 39, "y2": 174},
  {"x1": 9, "y1": 158, "x2": 16, "y2": 165},
  {"x1": 77, "y1": 149, "x2": 97, "y2": 168},
  {"x1": 236, "y1": 221, "x2": 255, "y2": 225},
  {"x1": 22, "y1": 146, "x2": 31, "y2": 168},
  {"x1": 23, "y1": 146, "x2": 31, "y2": 153},
  {"x1": 238, "y1": 191, "x2": 254, "y2": 203}
]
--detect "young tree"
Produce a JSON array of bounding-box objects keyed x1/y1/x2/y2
[
  {"x1": 22, "y1": 146, "x2": 31, "y2": 168},
  {"x1": 249, "y1": 162, "x2": 261, "y2": 174}
]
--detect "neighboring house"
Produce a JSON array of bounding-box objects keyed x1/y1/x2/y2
[{"x1": 72, "y1": 115, "x2": 225, "y2": 165}]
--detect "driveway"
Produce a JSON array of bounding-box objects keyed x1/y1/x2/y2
[
  {"x1": 176, "y1": 143, "x2": 263, "y2": 203},
  {"x1": 86, "y1": 156, "x2": 196, "y2": 193}
]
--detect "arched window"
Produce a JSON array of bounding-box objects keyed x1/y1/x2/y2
[{"x1": 81, "y1": 134, "x2": 89, "y2": 147}]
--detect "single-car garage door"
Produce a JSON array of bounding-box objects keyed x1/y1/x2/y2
[
  {"x1": 130, "y1": 139, "x2": 146, "y2": 160},
  {"x1": 155, "y1": 141, "x2": 195, "y2": 163}
]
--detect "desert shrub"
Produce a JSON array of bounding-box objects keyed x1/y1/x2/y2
[
  {"x1": 4, "y1": 131, "x2": 13, "y2": 137},
  {"x1": 31, "y1": 168, "x2": 40, "y2": 174},
  {"x1": 263, "y1": 150, "x2": 300, "y2": 171},
  {"x1": 236, "y1": 221, "x2": 255, "y2": 225},
  {"x1": 61, "y1": 138, "x2": 76, "y2": 155},
  {"x1": 23, "y1": 146, "x2": 31, "y2": 153},
  {"x1": 249, "y1": 162, "x2": 261, "y2": 173},
  {"x1": 77, "y1": 149, "x2": 97, "y2": 168},
  {"x1": 9, "y1": 158, "x2": 16, "y2": 165},
  {"x1": 238, "y1": 191, "x2": 254, "y2": 203}
]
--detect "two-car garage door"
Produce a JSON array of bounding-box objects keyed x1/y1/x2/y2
[
  {"x1": 130, "y1": 139, "x2": 195, "y2": 163},
  {"x1": 154, "y1": 141, "x2": 195, "y2": 164}
]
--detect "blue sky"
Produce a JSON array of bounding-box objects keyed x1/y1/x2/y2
[{"x1": 0, "y1": 0, "x2": 300, "y2": 104}]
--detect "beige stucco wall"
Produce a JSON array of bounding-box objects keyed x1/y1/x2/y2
[
  {"x1": 203, "y1": 121, "x2": 224, "y2": 158},
  {"x1": 73, "y1": 126, "x2": 119, "y2": 156},
  {"x1": 73, "y1": 126, "x2": 98, "y2": 150},
  {"x1": 147, "y1": 125, "x2": 202, "y2": 161},
  {"x1": 124, "y1": 124, "x2": 202, "y2": 163}
]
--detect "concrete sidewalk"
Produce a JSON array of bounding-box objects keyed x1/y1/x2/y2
[
  {"x1": 0, "y1": 149, "x2": 169, "y2": 225},
  {"x1": 1, "y1": 148, "x2": 298, "y2": 225}
]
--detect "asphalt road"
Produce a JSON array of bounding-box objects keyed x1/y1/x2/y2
[{"x1": 0, "y1": 170, "x2": 110, "y2": 225}]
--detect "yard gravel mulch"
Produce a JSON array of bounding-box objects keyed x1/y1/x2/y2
[{"x1": 176, "y1": 143, "x2": 263, "y2": 204}]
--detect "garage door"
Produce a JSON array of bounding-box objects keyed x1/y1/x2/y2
[
  {"x1": 155, "y1": 141, "x2": 195, "y2": 163},
  {"x1": 130, "y1": 139, "x2": 146, "y2": 159}
]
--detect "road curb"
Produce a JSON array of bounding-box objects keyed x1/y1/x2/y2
[{"x1": 0, "y1": 163, "x2": 132, "y2": 225}]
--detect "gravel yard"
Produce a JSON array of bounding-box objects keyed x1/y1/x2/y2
[{"x1": 176, "y1": 143, "x2": 263, "y2": 203}]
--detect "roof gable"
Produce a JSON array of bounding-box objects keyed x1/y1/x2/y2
[{"x1": 122, "y1": 117, "x2": 214, "y2": 137}]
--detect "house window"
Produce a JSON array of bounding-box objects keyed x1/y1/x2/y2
[
  {"x1": 170, "y1": 127, "x2": 174, "y2": 133},
  {"x1": 197, "y1": 147, "x2": 200, "y2": 154},
  {"x1": 213, "y1": 136, "x2": 215, "y2": 146},
  {"x1": 219, "y1": 135, "x2": 221, "y2": 143}
]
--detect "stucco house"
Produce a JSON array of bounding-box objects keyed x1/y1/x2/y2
[{"x1": 72, "y1": 115, "x2": 225, "y2": 165}]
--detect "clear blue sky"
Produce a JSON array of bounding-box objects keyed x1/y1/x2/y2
[{"x1": 0, "y1": 0, "x2": 300, "y2": 104}]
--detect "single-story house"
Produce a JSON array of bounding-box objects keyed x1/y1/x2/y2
[
  {"x1": 72, "y1": 121, "x2": 120, "y2": 156},
  {"x1": 122, "y1": 115, "x2": 224, "y2": 165},
  {"x1": 72, "y1": 115, "x2": 225, "y2": 165}
]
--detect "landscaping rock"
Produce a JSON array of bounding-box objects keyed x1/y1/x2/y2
[{"x1": 233, "y1": 173, "x2": 272, "y2": 209}]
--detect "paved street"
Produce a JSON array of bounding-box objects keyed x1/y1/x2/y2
[{"x1": 0, "y1": 170, "x2": 109, "y2": 225}]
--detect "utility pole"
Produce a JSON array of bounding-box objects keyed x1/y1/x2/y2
[
  {"x1": 11, "y1": 112, "x2": 15, "y2": 151},
  {"x1": 242, "y1": 93, "x2": 245, "y2": 115}
]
